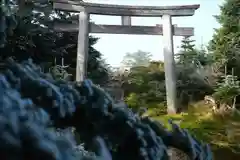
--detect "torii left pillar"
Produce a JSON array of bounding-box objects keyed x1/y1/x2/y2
[{"x1": 76, "y1": 10, "x2": 89, "y2": 82}]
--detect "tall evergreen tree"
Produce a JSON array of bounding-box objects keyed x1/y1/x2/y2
[
  {"x1": 176, "y1": 37, "x2": 196, "y2": 66},
  {"x1": 209, "y1": 0, "x2": 240, "y2": 76},
  {"x1": 0, "y1": 0, "x2": 110, "y2": 85},
  {"x1": 177, "y1": 37, "x2": 210, "y2": 68}
]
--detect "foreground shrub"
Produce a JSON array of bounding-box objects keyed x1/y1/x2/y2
[{"x1": 0, "y1": 58, "x2": 213, "y2": 159}]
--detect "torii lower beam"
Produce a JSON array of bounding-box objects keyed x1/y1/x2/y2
[
  {"x1": 53, "y1": 0, "x2": 200, "y2": 114},
  {"x1": 54, "y1": 23, "x2": 194, "y2": 36}
]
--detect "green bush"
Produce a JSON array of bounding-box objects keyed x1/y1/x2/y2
[{"x1": 125, "y1": 93, "x2": 143, "y2": 109}]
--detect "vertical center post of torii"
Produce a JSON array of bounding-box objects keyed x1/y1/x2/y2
[{"x1": 53, "y1": 1, "x2": 200, "y2": 113}]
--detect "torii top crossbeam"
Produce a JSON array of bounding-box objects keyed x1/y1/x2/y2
[{"x1": 54, "y1": 0, "x2": 200, "y2": 17}]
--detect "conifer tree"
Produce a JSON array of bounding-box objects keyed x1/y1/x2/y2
[
  {"x1": 176, "y1": 37, "x2": 196, "y2": 66},
  {"x1": 209, "y1": 0, "x2": 240, "y2": 76},
  {"x1": 0, "y1": 0, "x2": 110, "y2": 85}
]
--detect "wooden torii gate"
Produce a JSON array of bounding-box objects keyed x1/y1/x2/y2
[{"x1": 53, "y1": 0, "x2": 200, "y2": 114}]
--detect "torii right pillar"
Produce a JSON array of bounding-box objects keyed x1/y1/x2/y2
[{"x1": 162, "y1": 15, "x2": 177, "y2": 114}]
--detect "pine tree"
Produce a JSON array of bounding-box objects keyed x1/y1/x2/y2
[
  {"x1": 180, "y1": 37, "x2": 195, "y2": 52},
  {"x1": 0, "y1": 0, "x2": 110, "y2": 85},
  {"x1": 176, "y1": 37, "x2": 197, "y2": 66},
  {"x1": 209, "y1": 0, "x2": 240, "y2": 76}
]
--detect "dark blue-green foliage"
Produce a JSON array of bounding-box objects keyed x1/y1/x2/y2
[
  {"x1": 0, "y1": 0, "x2": 18, "y2": 47},
  {"x1": 0, "y1": 58, "x2": 213, "y2": 160}
]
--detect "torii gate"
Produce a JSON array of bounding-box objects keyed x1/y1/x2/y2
[{"x1": 53, "y1": 0, "x2": 200, "y2": 114}]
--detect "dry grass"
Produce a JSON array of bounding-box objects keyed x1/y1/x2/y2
[{"x1": 148, "y1": 101, "x2": 240, "y2": 152}]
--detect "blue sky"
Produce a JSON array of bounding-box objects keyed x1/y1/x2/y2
[{"x1": 85, "y1": 0, "x2": 224, "y2": 67}]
